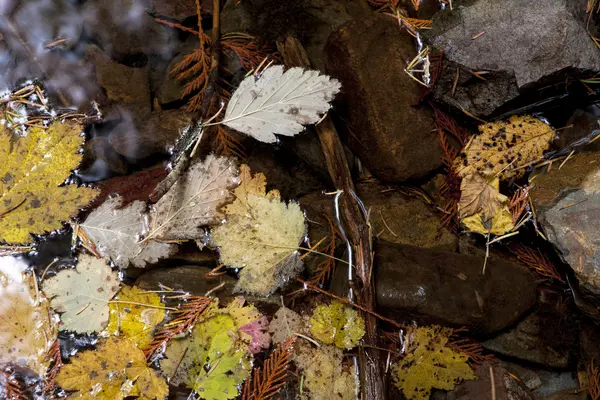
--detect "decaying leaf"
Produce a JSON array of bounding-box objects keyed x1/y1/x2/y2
[
  {"x1": 391, "y1": 325, "x2": 476, "y2": 400},
  {"x1": 148, "y1": 154, "x2": 238, "y2": 241},
  {"x1": 309, "y1": 300, "x2": 365, "y2": 349},
  {"x1": 222, "y1": 66, "x2": 341, "y2": 143},
  {"x1": 211, "y1": 165, "x2": 306, "y2": 296},
  {"x1": 80, "y1": 196, "x2": 176, "y2": 268},
  {"x1": 225, "y1": 297, "x2": 271, "y2": 354},
  {"x1": 0, "y1": 256, "x2": 58, "y2": 376},
  {"x1": 458, "y1": 174, "x2": 514, "y2": 235},
  {"x1": 454, "y1": 115, "x2": 554, "y2": 180},
  {"x1": 104, "y1": 286, "x2": 166, "y2": 350},
  {"x1": 56, "y1": 336, "x2": 168, "y2": 400},
  {"x1": 42, "y1": 255, "x2": 120, "y2": 333},
  {"x1": 0, "y1": 118, "x2": 99, "y2": 244},
  {"x1": 268, "y1": 306, "x2": 305, "y2": 345}
]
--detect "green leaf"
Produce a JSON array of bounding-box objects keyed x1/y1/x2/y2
[{"x1": 309, "y1": 300, "x2": 365, "y2": 349}]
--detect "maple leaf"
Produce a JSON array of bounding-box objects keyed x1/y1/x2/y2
[
  {"x1": 56, "y1": 336, "x2": 168, "y2": 400},
  {"x1": 221, "y1": 66, "x2": 341, "y2": 143},
  {"x1": 80, "y1": 196, "x2": 177, "y2": 268},
  {"x1": 454, "y1": 115, "x2": 555, "y2": 180},
  {"x1": 309, "y1": 300, "x2": 365, "y2": 349},
  {"x1": 0, "y1": 257, "x2": 58, "y2": 376},
  {"x1": 391, "y1": 325, "x2": 477, "y2": 400},
  {"x1": 42, "y1": 255, "x2": 121, "y2": 333},
  {"x1": 211, "y1": 165, "x2": 306, "y2": 296},
  {"x1": 147, "y1": 154, "x2": 238, "y2": 241},
  {"x1": 104, "y1": 286, "x2": 167, "y2": 350},
  {"x1": 0, "y1": 118, "x2": 99, "y2": 244}
]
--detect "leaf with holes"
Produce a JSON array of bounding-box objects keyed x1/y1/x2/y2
[
  {"x1": 80, "y1": 196, "x2": 177, "y2": 268},
  {"x1": 222, "y1": 65, "x2": 341, "y2": 143},
  {"x1": 42, "y1": 255, "x2": 120, "y2": 333}
]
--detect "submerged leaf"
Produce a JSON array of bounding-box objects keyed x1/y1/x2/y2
[
  {"x1": 309, "y1": 300, "x2": 365, "y2": 349},
  {"x1": 391, "y1": 325, "x2": 476, "y2": 400},
  {"x1": 42, "y1": 255, "x2": 120, "y2": 333},
  {"x1": 56, "y1": 336, "x2": 168, "y2": 400},
  {"x1": 222, "y1": 66, "x2": 341, "y2": 143},
  {"x1": 268, "y1": 306, "x2": 304, "y2": 345},
  {"x1": 211, "y1": 165, "x2": 306, "y2": 296},
  {"x1": 0, "y1": 118, "x2": 99, "y2": 243},
  {"x1": 0, "y1": 257, "x2": 58, "y2": 376},
  {"x1": 104, "y1": 286, "x2": 166, "y2": 350}
]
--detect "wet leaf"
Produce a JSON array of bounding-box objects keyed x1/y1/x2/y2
[
  {"x1": 309, "y1": 300, "x2": 365, "y2": 349},
  {"x1": 222, "y1": 65, "x2": 341, "y2": 143},
  {"x1": 0, "y1": 118, "x2": 99, "y2": 244},
  {"x1": 225, "y1": 297, "x2": 270, "y2": 354},
  {"x1": 239, "y1": 316, "x2": 270, "y2": 354},
  {"x1": 268, "y1": 306, "x2": 304, "y2": 345},
  {"x1": 391, "y1": 325, "x2": 476, "y2": 400},
  {"x1": 80, "y1": 196, "x2": 176, "y2": 268},
  {"x1": 211, "y1": 165, "x2": 306, "y2": 296},
  {"x1": 454, "y1": 115, "x2": 554, "y2": 180},
  {"x1": 0, "y1": 257, "x2": 58, "y2": 376},
  {"x1": 42, "y1": 255, "x2": 120, "y2": 333},
  {"x1": 104, "y1": 286, "x2": 166, "y2": 350},
  {"x1": 56, "y1": 336, "x2": 168, "y2": 400}
]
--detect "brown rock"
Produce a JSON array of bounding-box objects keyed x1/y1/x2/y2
[
  {"x1": 151, "y1": 0, "x2": 213, "y2": 20},
  {"x1": 325, "y1": 14, "x2": 442, "y2": 182},
  {"x1": 445, "y1": 363, "x2": 534, "y2": 400}
]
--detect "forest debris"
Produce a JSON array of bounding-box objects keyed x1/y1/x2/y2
[
  {"x1": 309, "y1": 300, "x2": 365, "y2": 349},
  {"x1": 510, "y1": 245, "x2": 564, "y2": 282},
  {"x1": 269, "y1": 306, "x2": 305, "y2": 344}
]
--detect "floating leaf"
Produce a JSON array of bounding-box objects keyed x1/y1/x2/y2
[
  {"x1": 391, "y1": 325, "x2": 476, "y2": 400},
  {"x1": 211, "y1": 165, "x2": 306, "y2": 296},
  {"x1": 309, "y1": 300, "x2": 365, "y2": 349},
  {"x1": 148, "y1": 154, "x2": 238, "y2": 241},
  {"x1": 0, "y1": 118, "x2": 99, "y2": 244},
  {"x1": 56, "y1": 336, "x2": 168, "y2": 400},
  {"x1": 0, "y1": 257, "x2": 58, "y2": 376},
  {"x1": 239, "y1": 317, "x2": 270, "y2": 354},
  {"x1": 42, "y1": 255, "x2": 120, "y2": 333},
  {"x1": 222, "y1": 65, "x2": 341, "y2": 143},
  {"x1": 104, "y1": 286, "x2": 166, "y2": 350},
  {"x1": 454, "y1": 115, "x2": 554, "y2": 180},
  {"x1": 268, "y1": 306, "x2": 304, "y2": 345},
  {"x1": 80, "y1": 196, "x2": 176, "y2": 268}
]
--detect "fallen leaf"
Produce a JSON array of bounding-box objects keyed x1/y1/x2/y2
[
  {"x1": 211, "y1": 165, "x2": 306, "y2": 296},
  {"x1": 309, "y1": 300, "x2": 365, "y2": 349},
  {"x1": 56, "y1": 336, "x2": 168, "y2": 400},
  {"x1": 0, "y1": 118, "x2": 99, "y2": 243},
  {"x1": 268, "y1": 306, "x2": 304, "y2": 345},
  {"x1": 104, "y1": 286, "x2": 166, "y2": 350},
  {"x1": 42, "y1": 255, "x2": 121, "y2": 333},
  {"x1": 0, "y1": 256, "x2": 58, "y2": 376},
  {"x1": 239, "y1": 317, "x2": 270, "y2": 355},
  {"x1": 454, "y1": 115, "x2": 554, "y2": 180},
  {"x1": 391, "y1": 325, "x2": 477, "y2": 400},
  {"x1": 80, "y1": 196, "x2": 176, "y2": 268},
  {"x1": 222, "y1": 65, "x2": 341, "y2": 143}
]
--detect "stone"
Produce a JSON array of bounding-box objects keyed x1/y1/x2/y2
[
  {"x1": 427, "y1": 0, "x2": 600, "y2": 88},
  {"x1": 150, "y1": 0, "x2": 213, "y2": 20},
  {"x1": 79, "y1": 136, "x2": 127, "y2": 182},
  {"x1": 552, "y1": 105, "x2": 600, "y2": 152},
  {"x1": 156, "y1": 53, "x2": 187, "y2": 106},
  {"x1": 375, "y1": 241, "x2": 537, "y2": 333},
  {"x1": 325, "y1": 14, "x2": 442, "y2": 182}
]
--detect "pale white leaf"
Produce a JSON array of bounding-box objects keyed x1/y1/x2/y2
[
  {"x1": 42, "y1": 255, "x2": 121, "y2": 333},
  {"x1": 80, "y1": 196, "x2": 177, "y2": 268},
  {"x1": 222, "y1": 65, "x2": 341, "y2": 143}
]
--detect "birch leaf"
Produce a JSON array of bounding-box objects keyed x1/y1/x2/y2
[
  {"x1": 0, "y1": 118, "x2": 99, "y2": 244},
  {"x1": 147, "y1": 154, "x2": 238, "y2": 241},
  {"x1": 42, "y1": 255, "x2": 121, "y2": 333},
  {"x1": 309, "y1": 300, "x2": 365, "y2": 349},
  {"x1": 211, "y1": 165, "x2": 306, "y2": 296},
  {"x1": 222, "y1": 66, "x2": 341, "y2": 143},
  {"x1": 268, "y1": 306, "x2": 304, "y2": 344},
  {"x1": 454, "y1": 115, "x2": 554, "y2": 180},
  {"x1": 0, "y1": 257, "x2": 58, "y2": 376},
  {"x1": 80, "y1": 196, "x2": 176, "y2": 268}
]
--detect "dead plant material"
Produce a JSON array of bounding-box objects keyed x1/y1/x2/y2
[
  {"x1": 0, "y1": 368, "x2": 27, "y2": 400},
  {"x1": 308, "y1": 215, "x2": 341, "y2": 287},
  {"x1": 201, "y1": 264, "x2": 228, "y2": 279},
  {"x1": 144, "y1": 295, "x2": 213, "y2": 361},
  {"x1": 510, "y1": 245, "x2": 565, "y2": 282},
  {"x1": 242, "y1": 336, "x2": 297, "y2": 400},
  {"x1": 508, "y1": 185, "x2": 531, "y2": 225},
  {"x1": 589, "y1": 359, "x2": 600, "y2": 400},
  {"x1": 41, "y1": 339, "x2": 62, "y2": 394},
  {"x1": 448, "y1": 328, "x2": 495, "y2": 366},
  {"x1": 213, "y1": 123, "x2": 246, "y2": 158},
  {"x1": 222, "y1": 33, "x2": 278, "y2": 71}
]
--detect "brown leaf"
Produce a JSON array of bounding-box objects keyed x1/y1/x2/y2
[{"x1": 458, "y1": 174, "x2": 507, "y2": 219}]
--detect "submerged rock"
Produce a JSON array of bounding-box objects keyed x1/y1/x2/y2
[
  {"x1": 428, "y1": 0, "x2": 600, "y2": 88},
  {"x1": 375, "y1": 241, "x2": 537, "y2": 333},
  {"x1": 325, "y1": 14, "x2": 442, "y2": 183}
]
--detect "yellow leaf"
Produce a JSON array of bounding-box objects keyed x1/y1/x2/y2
[
  {"x1": 309, "y1": 300, "x2": 365, "y2": 349},
  {"x1": 461, "y1": 207, "x2": 514, "y2": 236},
  {"x1": 0, "y1": 257, "x2": 58, "y2": 376},
  {"x1": 104, "y1": 286, "x2": 166, "y2": 349},
  {"x1": 0, "y1": 118, "x2": 99, "y2": 243},
  {"x1": 211, "y1": 165, "x2": 306, "y2": 296},
  {"x1": 391, "y1": 326, "x2": 476, "y2": 400},
  {"x1": 56, "y1": 336, "x2": 167, "y2": 400},
  {"x1": 454, "y1": 115, "x2": 554, "y2": 180}
]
